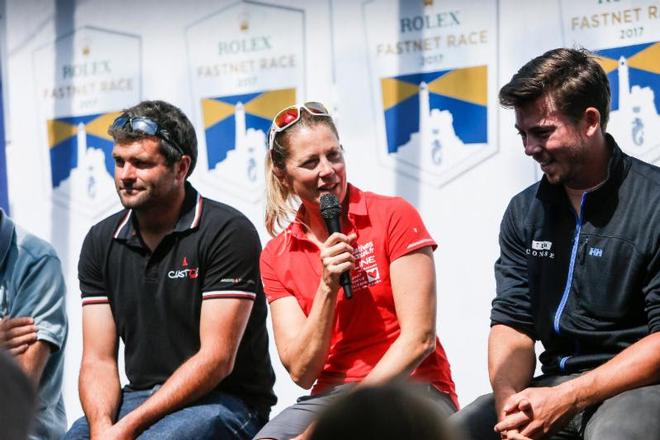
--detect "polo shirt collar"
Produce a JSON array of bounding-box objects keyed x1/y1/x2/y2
[
  {"x1": 173, "y1": 182, "x2": 204, "y2": 232},
  {"x1": 345, "y1": 183, "x2": 368, "y2": 218},
  {"x1": 0, "y1": 209, "x2": 16, "y2": 269},
  {"x1": 287, "y1": 183, "x2": 367, "y2": 242},
  {"x1": 113, "y1": 182, "x2": 204, "y2": 242}
]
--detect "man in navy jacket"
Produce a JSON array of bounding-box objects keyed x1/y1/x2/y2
[{"x1": 454, "y1": 48, "x2": 660, "y2": 440}]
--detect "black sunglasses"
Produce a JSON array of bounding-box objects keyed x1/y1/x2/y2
[{"x1": 111, "y1": 116, "x2": 184, "y2": 155}]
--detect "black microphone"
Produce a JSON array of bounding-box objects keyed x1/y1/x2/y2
[{"x1": 320, "y1": 193, "x2": 353, "y2": 299}]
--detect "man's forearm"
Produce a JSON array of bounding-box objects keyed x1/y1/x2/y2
[
  {"x1": 116, "y1": 350, "x2": 232, "y2": 436},
  {"x1": 489, "y1": 325, "x2": 536, "y2": 416},
  {"x1": 14, "y1": 340, "x2": 50, "y2": 387},
  {"x1": 0, "y1": 317, "x2": 38, "y2": 356},
  {"x1": 558, "y1": 332, "x2": 660, "y2": 411},
  {"x1": 79, "y1": 359, "x2": 122, "y2": 436}
]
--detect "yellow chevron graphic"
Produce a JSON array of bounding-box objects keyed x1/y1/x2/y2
[
  {"x1": 629, "y1": 42, "x2": 660, "y2": 74},
  {"x1": 86, "y1": 112, "x2": 122, "y2": 141},
  {"x1": 595, "y1": 56, "x2": 621, "y2": 74},
  {"x1": 427, "y1": 65, "x2": 487, "y2": 106},
  {"x1": 47, "y1": 120, "x2": 78, "y2": 148},
  {"x1": 245, "y1": 88, "x2": 296, "y2": 120},
  {"x1": 381, "y1": 78, "x2": 419, "y2": 111},
  {"x1": 202, "y1": 99, "x2": 235, "y2": 128}
]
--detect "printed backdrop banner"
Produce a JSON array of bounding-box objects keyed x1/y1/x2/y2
[
  {"x1": 33, "y1": 26, "x2": 141, "y2": 218},
  {"x1": 364, "y1": 0, "x2": 499, "y2": 187},
  {"x1": 2, "y1": 0, "x2": 659, "y2": 428},
  {"x1": 560, "y1": 0, "x2": 660, "y2": 162},
  {"x1": 186, "y1": 1, "x2": 306, "y2": 202}
]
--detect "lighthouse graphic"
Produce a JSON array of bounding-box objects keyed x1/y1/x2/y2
[
  {"x1": 211, "y1": 101, "x2": 263, "y2": 183},
  {"x1": 201, "y1": 88, "x2": 295, "y2": 195},
  {"x1": 48, "y1": 112, "x2": 119, "y2": 215},
  {"x1": 381, "y1": 65, "x2": 489, "y2": 178},
  {"x1": 596, "y1": 42, "x2": 660, "y2": 161},
  {"x1": 396, "y1": 80, "x2": 470, "y2": 169}
]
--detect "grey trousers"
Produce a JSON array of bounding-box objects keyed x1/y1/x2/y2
[
  {"x1": 255, "y1": 383, "x2": 457, "y2": 440},
  {"x1": 450, "y1": 374, "x2": 660, "y2": 440}
]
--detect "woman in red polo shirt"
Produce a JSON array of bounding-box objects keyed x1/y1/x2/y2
[{"x1": 254, "y1": 102, "x2": 457, "y2": 440}]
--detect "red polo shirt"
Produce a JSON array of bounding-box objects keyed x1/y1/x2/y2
[{"x1": 261, "y1": 184, "x2": 457, "y2": 406}]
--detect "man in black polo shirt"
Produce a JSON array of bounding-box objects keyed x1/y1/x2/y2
[{"x1": 64, "y1": 100, "x2": 276, "y2": 439}]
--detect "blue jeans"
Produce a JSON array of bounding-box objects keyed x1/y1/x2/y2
[{"x1": 63, "y1": 386, "x2": 265, "y2": 439}]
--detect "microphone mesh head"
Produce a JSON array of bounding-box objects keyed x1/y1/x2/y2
[{"x1": 320, "y1": 193, "x2": 341, "y2": 219}]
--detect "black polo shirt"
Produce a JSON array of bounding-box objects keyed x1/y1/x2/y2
[{"x1": 78, "y1": 183, "x2": 276, "y2": 414}]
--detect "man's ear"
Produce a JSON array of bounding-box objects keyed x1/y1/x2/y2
[
  {"x1": 176, "y1": 155, "x2": 192, "y2": 181},
  {"x1": 582, "y1": 107, "x2": 601, "y2": 137}
]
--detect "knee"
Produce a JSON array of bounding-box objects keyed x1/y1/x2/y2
[
  {"x1": 142, "y1": 404, "x2": 257, "y2": 440},
  {"x1": 62, "y1": 417, "x2": 90, "y2": 440},
  {"x1": 451, "y1": 393, "x2": 496, "y2": 425},
  {"x1": 585, "y1": 385, "x2": 660, "y2": 440},
  {"x1": 449, "y1": 394, "x2": 499, "y2": 440},
  {"x1": 586, "y1": 418, "x2": 649, "y2": 440}
]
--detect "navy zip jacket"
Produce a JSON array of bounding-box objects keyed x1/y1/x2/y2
[{"x1": 491, "y1": 134, "x2": 660, "y2": 375}]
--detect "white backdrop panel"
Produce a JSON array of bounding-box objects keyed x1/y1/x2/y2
[{"x1": 2, "y1": 0, "x2": 658, "y2": 426}]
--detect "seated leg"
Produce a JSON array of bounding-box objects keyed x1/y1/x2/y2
[
  {"x1": 450, "y1": 393, "x2": 500, "y2": 440},
  {"x1": 584, "y1": 383, "x2": 660, "y2": 440},
  {"x1": 138, "y1": 390, "x2": 264, "y2": 440},
  {"x1": 62, "y1": 389, "x2": 151, "y2": 440},
  {"x1": 254, "y1": 386, "x2": 352, "y2": 440}
]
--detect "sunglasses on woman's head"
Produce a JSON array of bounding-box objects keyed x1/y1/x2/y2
[{"x1": 268, "y1": 102, "x2": 331, "y2": 150}]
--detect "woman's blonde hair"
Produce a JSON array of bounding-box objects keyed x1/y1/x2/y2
[{"x1": 264, "y1": 109, "x2": 339, "y2": 236}]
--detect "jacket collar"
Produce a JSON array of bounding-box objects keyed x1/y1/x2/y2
[
  {"x1": 113, "y1": 182, "x2": 204, "y2": 244},
  {"x1": 0, "y1": 209, "x2": 16, "y2": 270},
  {"x1": 537, "y1": 133, "x2": 629, "y2": 208}
]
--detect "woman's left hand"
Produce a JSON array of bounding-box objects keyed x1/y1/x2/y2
[{"x1": 319, "y1": 232, "x2": 357, "y2": 292}]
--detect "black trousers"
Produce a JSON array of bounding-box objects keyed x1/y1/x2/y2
[{"x1": 451, "y1": 374, "x2": 660, "y2": 440}]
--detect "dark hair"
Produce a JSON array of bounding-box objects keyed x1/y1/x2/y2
[
  {"x1": 309, "y1": 384, "x2": 460, "y2": 440},
  {"x1": 499, "y1": 48, "x2": 611, "y2": 130},
  {"x1": 108, "y1": 100, "x2": 198, "y2": 176},
  {"x1": 265, "y1": 109, "x2": 340, "y2": 236}
]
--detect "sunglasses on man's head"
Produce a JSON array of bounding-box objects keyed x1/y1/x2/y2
[
  {"x1": 268, "y1": 102, "x2": 331, "y2": 150},
  {"x1": 111, "y1": 115, "x2": 184, "y2": 155}
]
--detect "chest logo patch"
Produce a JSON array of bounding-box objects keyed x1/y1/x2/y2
[
  {"x1": 588, "y1": 247, "x2": 603, "y2": 257},
  {"x1": 527, "y1": 240, "x2": 555, "y2": 259},
  {"x1": 366, "y1": 267, "x2": 380, "y2": 283},
  {"x1": 531, "y1": 240, "x2": 552, "y2": 250},
  {"x1": 168, "y1": 256, "x2": 199, "y2": 280},
  {"x1": 351, "y1": 241, "x2": 382, "y2": 290}
]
